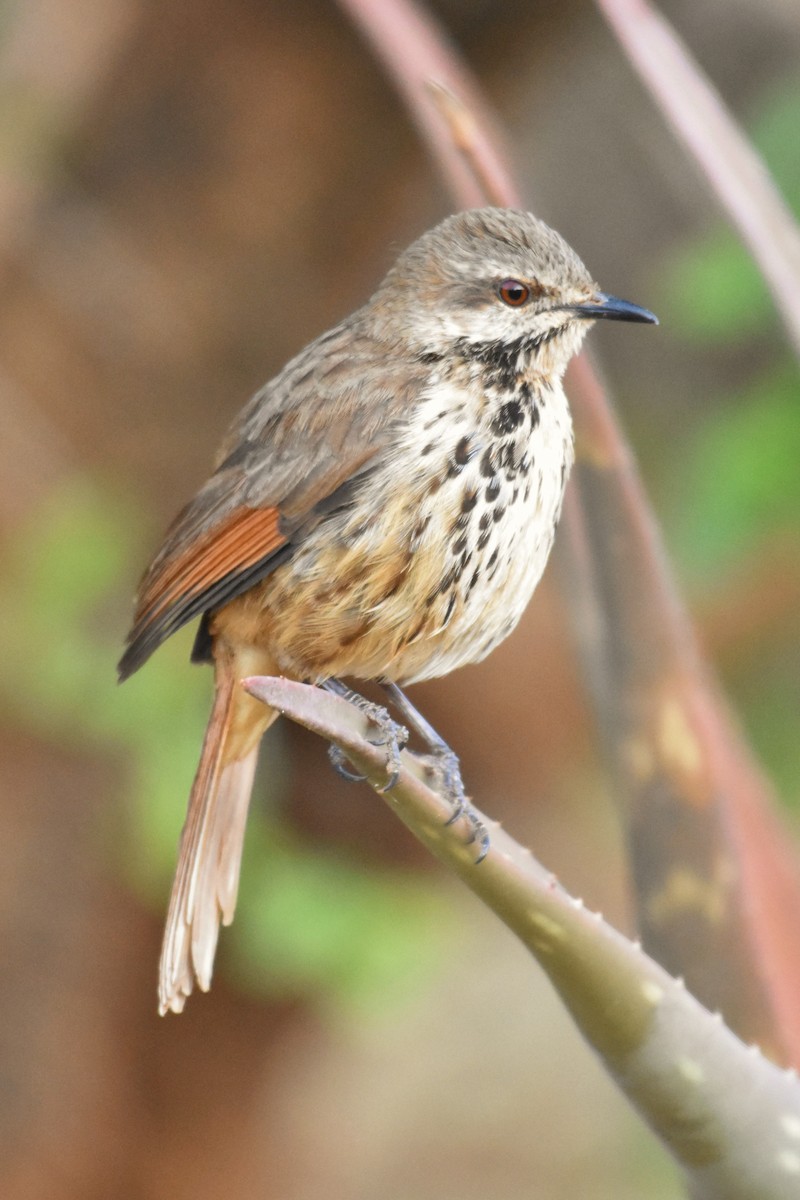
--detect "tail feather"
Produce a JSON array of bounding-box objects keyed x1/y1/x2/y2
[
  {"x1": 158, "y1": 644, "x2": 276, "y2": 1015},
  {"x1": 190, "y1": 748, "x2": 259, "y2": 988}
]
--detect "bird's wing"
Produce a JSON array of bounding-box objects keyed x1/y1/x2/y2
[{"x1": 119, "y1": 323, "x2": 425, "y2": 679}]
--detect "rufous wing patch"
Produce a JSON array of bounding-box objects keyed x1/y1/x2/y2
[
  {"x1": 140, "y1": 506, "x2": 285, "y2": 616},
  {"x1": 119, "y1": 507, "x2": 287, "y2": 679}
]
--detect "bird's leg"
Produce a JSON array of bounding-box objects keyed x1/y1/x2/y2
[
  {"x1": 321, "y1": 678, "x2": 408, "y2": 792},
  {"x1": 380, "y1": 682, "x2": 489, "y2": 863}
]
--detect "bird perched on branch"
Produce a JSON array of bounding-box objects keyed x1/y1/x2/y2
[{"x1": 119, "y1": 207, "x2": 657, "y2": 1013}]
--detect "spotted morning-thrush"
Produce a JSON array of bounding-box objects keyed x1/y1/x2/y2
[{"x1": 119, "y1": 207, "x2": 657, "y2": 1013}]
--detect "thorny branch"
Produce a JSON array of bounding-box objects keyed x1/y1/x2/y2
[{"x1": 245, "y1": 676, "x2": 800, "y2": 1200}]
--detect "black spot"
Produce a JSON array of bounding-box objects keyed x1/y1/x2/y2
[
  {"x1": 478, "y1": 512, "x2": 491, "y2": 531},
  {"x1": 418, "y1": 350, "x2": 444, "y2": 365},
  {"x1": 410, "y1": 515, "x2": 430, "y2": 550},
  {"x1": 484, "y1": 478, "x2": 501, "y2": 502},
  {"x1": 500, "y1": 443, "x2": 519, "y2": 476},
  {"x1": 454, "y1": 435, "x2": 471, "y2": 464},
  {"x1": 451, "y1": 532, "x2": 468, "y2": 557},
  {"x1": 492, "y1": 505, "x2": 506, "y2": 523},
  {"x1": 442, "y1": 591, "x2": 457, "y2": 625},
  {"x1": 467, "y1": 567, "x2": 480, "y2": 594},
  {"x1": 383, "y1": 572, "x2": 406, "y2": 600},
  {"x1": 487, "y1": 548, "x2": 499, "y2": 570},
  {"x1": 490, "y1": 399, "x2": 525, "y2": 437},
  {"x1": 404, "y1": 616, "x2": 427, "y2": 644},
  {"x1": 434, "y1": 566, "x2": 456, "y2": 597},
  {"x1": 421, "y1": 442, "x2": 434, "y2": 456},
  {"x1": 479, "y1": 448, "x2": 495, "y2": 478},
  {"x1": 477, "y1": 526, "x2": 492, "y2": 551},
  {"x1": 447, "y1": 434, "x2": 473, "y2": 477},
  {"x1": 461, "y1": 487, "x2": 479, "y2": 513}
]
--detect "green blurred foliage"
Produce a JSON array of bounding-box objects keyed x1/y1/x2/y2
[
  {"x1": 656, "y1": 76, "x2": 800, "y2": 804},
  {"x1": 234, "y1": 823, "x2": 447, "y2": 1015},
  {"x1": 670, "y1": 366, "x2": 800, "y2": 576},
  {"x1": 0, "y1": 478, "x2": 447, "y2": 1013},
  {"x1": 660, "y1": 81, "x2": 800, "y2": 345},
  {"x1": 660, "y1": 229, "x2": 772, "y2": 343}
]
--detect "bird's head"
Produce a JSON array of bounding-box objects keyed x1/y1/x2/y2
[{"x1": 369, "y1": 207, "x2": 657, "y2": 377}]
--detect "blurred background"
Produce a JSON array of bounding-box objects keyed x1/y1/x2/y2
[{"x1": 1, "y1": 1, "x2": 798, "y2": 1196}]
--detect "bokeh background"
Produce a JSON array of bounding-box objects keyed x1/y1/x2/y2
[{"x1": 1, "y1": 1, "x2": 799, "y2": 1196}]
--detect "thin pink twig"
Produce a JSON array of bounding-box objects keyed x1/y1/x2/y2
[
  {"x1": 338, "y1": 0, "x2": 521, "y2": 210},
  {"x1": 596, "y1": 0, "x2": 800, "y2": 358}
]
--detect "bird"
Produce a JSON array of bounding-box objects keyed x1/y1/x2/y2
[{"x1": 119, "y1": 206, "x2": 657, "y2": 1014}]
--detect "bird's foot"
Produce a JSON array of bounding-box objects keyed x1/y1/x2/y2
[
  {"x1": 327, "y1": 744, "x2": 368, "y2": 784},
  {"x1": 419, "y1": 747, "x2": 490, "y2": 863},
  {"x1": 379, "y1": 682, "x2": 490, "y2": 863},
  {"x1": 323, "y1": 681, "x2": 408, "y2": 792}
]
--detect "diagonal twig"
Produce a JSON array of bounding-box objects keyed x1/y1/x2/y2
[
  {"x1": 338, "y1": 0, "x2": 519, "y2": 209},
  {"x1": 595, "y1": 0, "x2": 800, "y2": 359},
  {"x1": 245, "y1": 676, "x2": 800, "y2": 1200}
]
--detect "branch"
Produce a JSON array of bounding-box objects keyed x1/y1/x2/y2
[
  {"x1": 337, "y1": 0, "x2": 520, "y2": 208},
  {"x1": 595, "y1": 0, "x2": 800, "y2": 359},
  {"x1": 245, "y1": 677, "x2": 800, "y2": 1200}
]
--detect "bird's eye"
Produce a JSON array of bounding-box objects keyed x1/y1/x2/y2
[{"x1": 498, "y1": 279, "x2": 531, "y2": 307}]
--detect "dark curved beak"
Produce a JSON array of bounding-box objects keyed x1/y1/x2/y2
[{"x1": 568, "y1": 292, "x2": 659, "y2": 324}]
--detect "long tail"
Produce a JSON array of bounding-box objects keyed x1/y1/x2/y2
[{"x1": 159, "y1": 641, "x2": 277, "y2": 1015}]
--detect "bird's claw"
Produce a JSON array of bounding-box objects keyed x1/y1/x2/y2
[
  {"x1": 421, "y1": 748, "x2": 489, "y2": 863},
  {"x1": 327, "y1": 697, "x2": 408, "y2": 793},
  {"x1": 324, "y1": 679, "x2": 489, "y2": 859},
  {"x1": 421, "y1": 747, "x2": 466, "y2": 821},
  {"x1": 328, "y1": 743, "x2": 367, "y2": 783},
  {"x1": 468, "y1": 812, "x2": 491, "y2": 864},
  {"x1": 363, "y1": 707, "x2": 408, "y2": 792}
]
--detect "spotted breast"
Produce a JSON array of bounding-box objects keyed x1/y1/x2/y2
[{"x1": 221, "y1": 340, "x2": 573, "y2": 686}]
